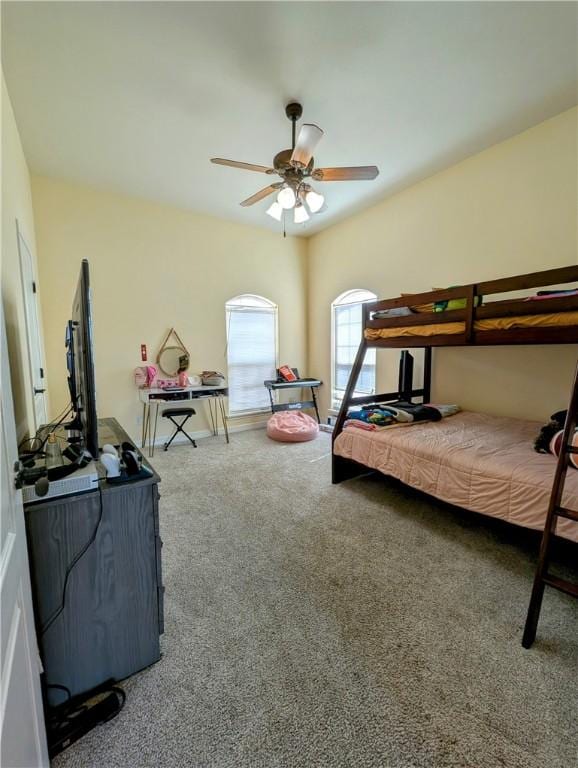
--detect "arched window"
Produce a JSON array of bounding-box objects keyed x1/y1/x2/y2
[
  {"x1": 331, "y1": 289, "x2": 377, "y2": 409},
  {"x1": 226, "y1": 294, "x2": 278, "y2": 415}
]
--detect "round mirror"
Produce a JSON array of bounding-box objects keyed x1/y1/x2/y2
[{"x1": 157, "y1": 346, "x2": 189, "y2": 377}]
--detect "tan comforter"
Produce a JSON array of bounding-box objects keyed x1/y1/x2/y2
[
  {"x1": 364, "y1": 310, "x2": 578, "y2": 340},
  {"x1": 334, "y1": 411, "x2": 578, "y2": 542}
]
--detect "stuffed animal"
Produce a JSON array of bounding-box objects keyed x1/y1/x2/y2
[{"x1": 534, "y1": 410, "x2": 578, "y2": 468}]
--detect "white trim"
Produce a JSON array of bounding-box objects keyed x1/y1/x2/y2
[
  {"x1": 331, "y1": 288, "x2": 377, "y2": 408},
  {"x1": 226, "y1": 406, "x2": 271, "y2": 419},
  {"x1": 225, "y1": 293, "x2": 277, "y2": 309},
  {"x1": 17, "y1": 220, "x2": 48, "y2": 432}
]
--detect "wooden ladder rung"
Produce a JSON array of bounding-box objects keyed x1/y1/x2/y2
[
  {"x1": 556, "y1": 506, "x2": 578, "y2": 523},
  {"x1": 543, "y1": 575, "x2": 578, "y2": 599}
]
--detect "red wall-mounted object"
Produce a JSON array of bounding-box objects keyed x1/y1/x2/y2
[{"x1": 141, "y1": 344, "x2": 147, "y2": 362}]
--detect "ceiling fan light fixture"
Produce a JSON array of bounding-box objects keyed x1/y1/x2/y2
[
  {"x1": 277, "y1": 185, "x2": 296, "y2": 210},
  {"x1": 266, "y1": 201, "x2": 283, "y2": 221},
  {"x1": 209, "y1": 103, "x2": 379, "y2": 230},
  {"x1": 305, "y1": 189, "x2": 324, "y2": 213},
  {"x1": 294, "y1": 203, "x2": 310, "y2": 224}
]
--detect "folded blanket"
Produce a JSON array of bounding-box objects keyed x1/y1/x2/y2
[
  {"x1": 345, "y1": 402, "x2": 460, "y2": 431},
  {"x1": 343, "y1": 419, "x2": 380, "y2": 431}
]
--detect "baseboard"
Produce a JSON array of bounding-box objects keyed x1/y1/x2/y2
[{"x1": 149, "y1": 420, "x2": 266, "y2": 448}]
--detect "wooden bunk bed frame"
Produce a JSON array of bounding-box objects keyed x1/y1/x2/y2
[{"x1": 330, "y1": 264, "x2": 578, "y2": 647}]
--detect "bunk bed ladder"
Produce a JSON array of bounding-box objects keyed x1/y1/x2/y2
[{"x1": 522, "y1": 360, "x2": 578, "y2": 649}]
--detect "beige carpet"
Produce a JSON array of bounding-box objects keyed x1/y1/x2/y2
[{"x1": 54, "y1": 429, "x2": 578, "y2": 768}]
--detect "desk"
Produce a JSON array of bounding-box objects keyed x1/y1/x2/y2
[
  {"x1": 263, "y1": 378, "x2": 322, "y2": 423},
  {"x1": 139, "y1": 385, "x2": 229, "y2": 456}
]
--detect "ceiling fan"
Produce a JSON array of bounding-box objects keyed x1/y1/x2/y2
[{"x1": 210, "y1": 102, "x2": 379, "y2": 224}]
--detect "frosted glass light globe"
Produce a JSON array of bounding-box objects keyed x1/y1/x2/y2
[
  {"x1": 294, "y1": 204, "x2": 310, "y2": 224},
  {"x1": 305, "y1": 189, "x2": 324, "y2": 213},
  {"x1": 277, "y1": 186, "x2": 296, "y2": 209},
  {"x1": 266, "y1": 201, "x2": 283, "y2": 221}
]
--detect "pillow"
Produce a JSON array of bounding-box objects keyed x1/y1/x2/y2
[
  {"x1": 548, "y1": 430, "x2": 578, "y2": 468},
  {"x1": 372, "y1": 307, "x2": 413, "y2": 319},
  {"x1": 534, "y1": 410, "x2": 577, "y2": 468}
]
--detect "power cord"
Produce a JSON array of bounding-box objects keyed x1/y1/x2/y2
[
  {"x1": 18, "y1": 403, "x2": 73, "y2": 460},
  {"x1": 46, "y1": 680, "x2": 126, "y2": 758},
  {"x1": 40, "y1": 487, "x2": 104, "y2": 637}
]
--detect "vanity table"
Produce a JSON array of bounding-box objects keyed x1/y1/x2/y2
[
  {"x1": 138, "y1": 328, "x2": 229, "y2": 456},
  {"x1": 139, "y1": 385, "x2": 229, "y2": 456}
]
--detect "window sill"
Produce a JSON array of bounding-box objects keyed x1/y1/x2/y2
[{"x1": 227, "y1": 407, "x2": 271, "y2": 419}]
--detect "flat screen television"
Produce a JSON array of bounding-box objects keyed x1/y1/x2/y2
[{"x1": 66, "y1": 259, "x2": 98, "y2": 458}]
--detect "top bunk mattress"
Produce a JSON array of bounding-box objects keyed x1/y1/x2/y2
[
  {"x1": 365, "y1": 310, "x2": 578, "y2": 341},
  {"x1": 333, "y1": 411, "x2": 578, "y2": 542}
]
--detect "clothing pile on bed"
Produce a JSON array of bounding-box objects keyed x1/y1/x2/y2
[{"x1": 344, "y1": 402, "x2": 460, "y2": 432}]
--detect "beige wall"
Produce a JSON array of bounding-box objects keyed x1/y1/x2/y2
[
  {"x1": 1, "y1": 75, "x2": 44, "y2": 441},
  {"x1": 32, "y1": 176, "x2": 308, "y2": 443},
  {"x1": 307, "y1": 107, "x2": 578, "y2": 422},
  {"x1": 26, "y1": 106, "x2": 578, "y2": 443}
]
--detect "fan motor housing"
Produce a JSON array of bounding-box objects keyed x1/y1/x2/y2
[{"x1": 273, "y1": 149, "x2": 313, "y2": 179}]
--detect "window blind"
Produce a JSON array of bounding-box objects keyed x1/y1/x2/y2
[
  {"x1": 226, "y1": 303, "x2": 277, "y2": 415},
  {"x1": 333, "y1": 299, "x2": 376, "y2": 406}
]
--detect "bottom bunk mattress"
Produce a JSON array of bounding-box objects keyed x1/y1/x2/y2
[{"x1": 333, "y1": 411, "x2": 578, "y2": 542}]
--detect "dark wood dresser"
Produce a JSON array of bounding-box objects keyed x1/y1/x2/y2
[{"x1": 24, "y1": 418, "x2": 164, "y2": 707}]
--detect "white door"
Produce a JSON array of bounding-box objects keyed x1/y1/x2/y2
[
  {"x1": 0, "y1": 303, "x2": 49, "y2": 767},
  {"x1": 17, "y1": 222, "x2": 47, "y2": 432}
]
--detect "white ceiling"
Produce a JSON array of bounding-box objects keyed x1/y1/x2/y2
[{"x1": 2, "y1": 2, "x2": 577, "y2": 236}]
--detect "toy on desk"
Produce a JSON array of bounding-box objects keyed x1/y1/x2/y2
[
  {"x1": 134, "y1": 367, "x2": 147, "y2": 388},
  {"x1": 201, "y1": 371, "x2": 226, "y2": 387},
  {"x1": 134, "y1": 363, "x2": 208, "y2": 390},
  {"x1": 134, "y1": 365, "x2": 158, "y2": 389},
  {"x1": 278, "y1": 365, "x2": 298, "y2": 382}
]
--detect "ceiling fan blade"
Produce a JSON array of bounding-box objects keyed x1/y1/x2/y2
[
  {"x1": 211, "y1": 158, "x2": 275, "y2": 174},
  {"x1": 240, "y1": 184, "x2": 280, "y2": 207},
  {"x1": 290, "y1": 124, "x2": 324, "y2": 168},
  {"x1": 312, "y1": 166, "x2": 379, "y2": 181}
]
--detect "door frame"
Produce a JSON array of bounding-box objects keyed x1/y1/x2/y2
[{"x1": 17, "y1": 219, "x2": 47, "y2": 433}]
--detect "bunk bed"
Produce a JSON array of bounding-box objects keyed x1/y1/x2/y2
[
  {"x1": 332, "y1": 265, "x2": 578, "y2": 539},
  {"x1": 331, "y1": 265, "x2": 578, "y2": 645}
]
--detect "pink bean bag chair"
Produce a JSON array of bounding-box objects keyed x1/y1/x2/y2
[{"x1": 267, "y1": 411, "x2": 319, "y2": 442}]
